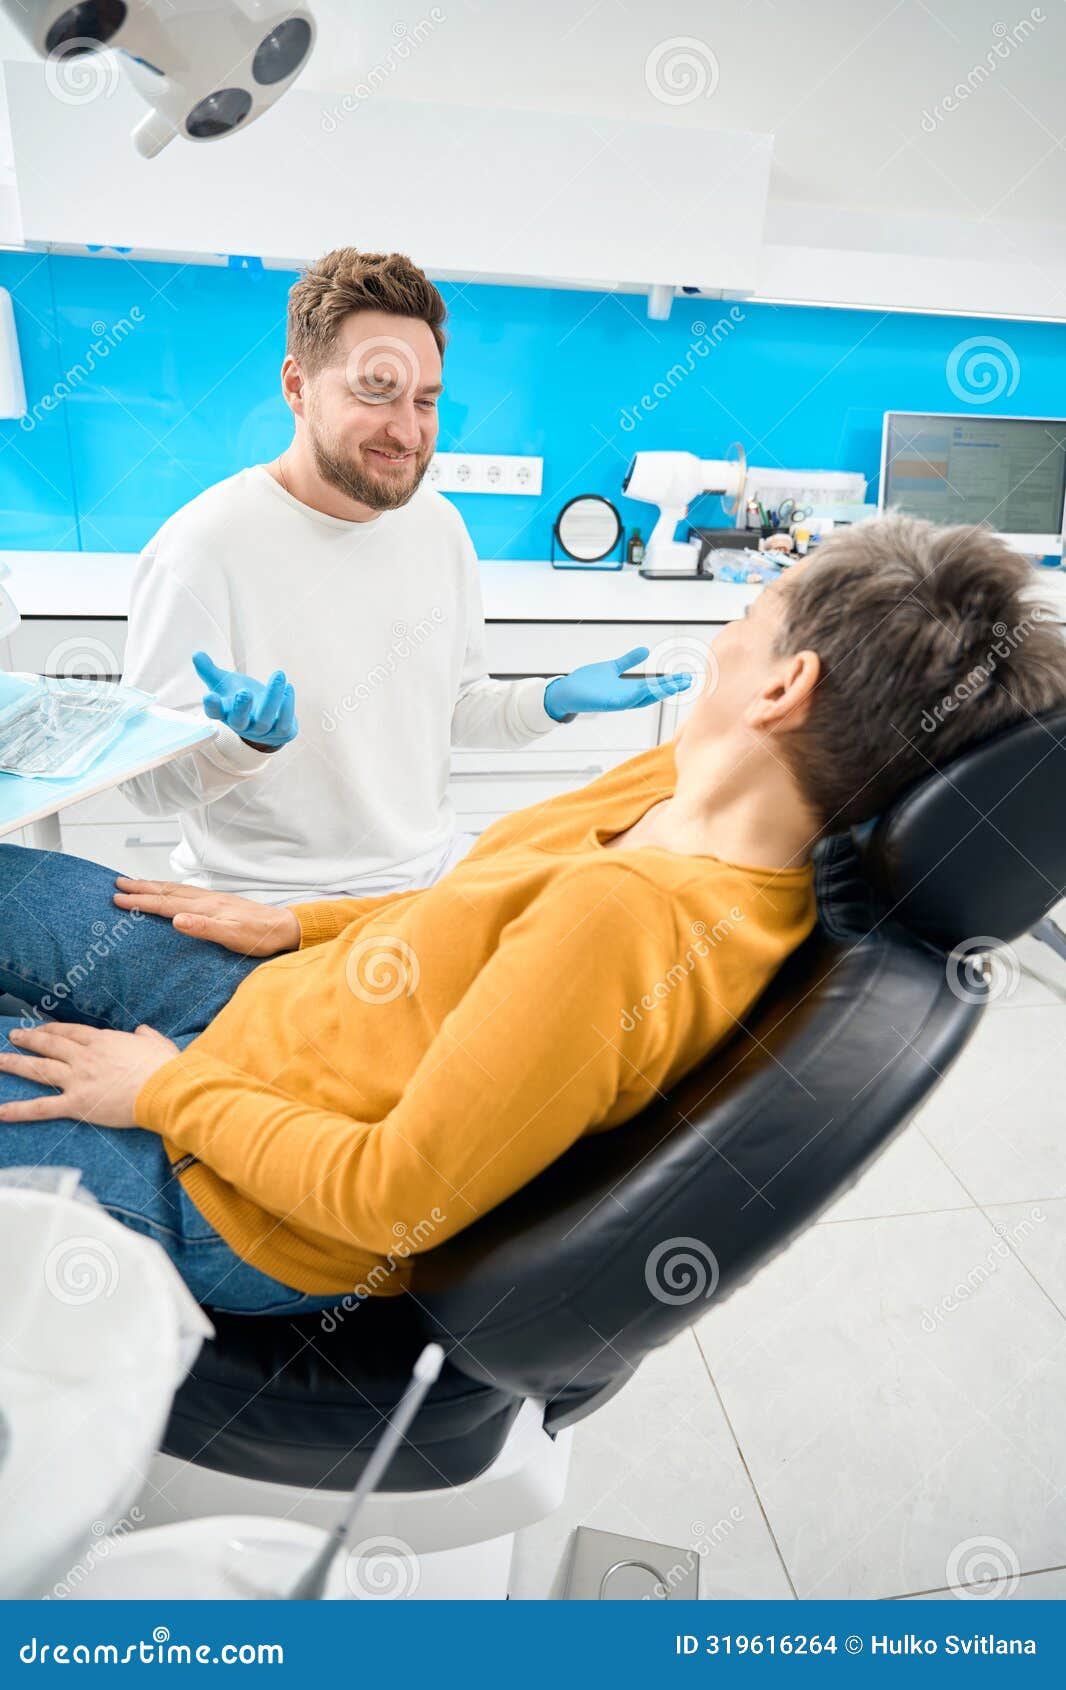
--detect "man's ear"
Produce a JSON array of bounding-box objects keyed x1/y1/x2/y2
[
  {"x1": 744, "y1": 649, "x2": 821, "y2": 731},
  {"x1": 280, "y1": 354, "x2": 307, "y2": 418}
]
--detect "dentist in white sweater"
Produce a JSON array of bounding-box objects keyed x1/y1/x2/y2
[{"x1": 121, "y1": 248, "x2": 689, "y2": 905}]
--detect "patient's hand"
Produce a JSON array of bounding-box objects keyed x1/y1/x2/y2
[
  {"x1": 0, "y1": 1023, "x2": 179, "y2": 1128},
  {"x1": 113, "y1": 879, "x2": 301, "y2": 957}
]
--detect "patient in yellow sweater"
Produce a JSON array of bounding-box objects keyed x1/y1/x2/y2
[{"x1": 0, "y1": 515, "x2": 1064, "y2": 1311}]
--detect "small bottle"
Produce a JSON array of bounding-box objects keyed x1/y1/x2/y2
[{"x1": 627, "y1": 527, "x2": 645, "y2": 565}]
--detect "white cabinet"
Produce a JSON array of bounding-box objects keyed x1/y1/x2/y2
[
  {"x1": 483, "y1": 621, "x2": 720, "y2": 676},
  {"x1": 9, "y1": 618, "x2": 126, "y2": 678},
  {"x1": 59, "y1": 821, "x2": 184, "y2": 882},
  {"x1": 6, "y1": 64, "x2": 772, "y2": 312},
  {"x1": 450, "y1": 710, "x2": 660, "y2": 831}
]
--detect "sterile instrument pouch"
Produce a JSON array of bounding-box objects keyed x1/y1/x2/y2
[{"x1": 0, "y1": 675, "x2": 153, "y2": 779}]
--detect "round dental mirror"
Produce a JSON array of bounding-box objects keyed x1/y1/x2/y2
[{"x1": 554, "y1": 495, "x2": 623, "y2": 562}]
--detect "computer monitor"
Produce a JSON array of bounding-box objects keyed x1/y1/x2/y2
[{"x1": 879, "y1": 412, "x2": 1066, "y2": 559}]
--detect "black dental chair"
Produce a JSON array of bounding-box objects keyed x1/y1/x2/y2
[{"x1": 147, "y1": 708, "x2": 1066, "y2": 1582}]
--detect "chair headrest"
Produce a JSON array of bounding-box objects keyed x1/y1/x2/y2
[{"x1": 853, "y1": 706, "x2": 1066, "y2": 951}]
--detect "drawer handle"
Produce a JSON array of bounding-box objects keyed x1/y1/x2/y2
[
  {"x1": 124, "y1": 836, "x2": 180, "y2": 849},
  {"x1": 450, "y1": 764, "x2": 606, "y2": 782}
]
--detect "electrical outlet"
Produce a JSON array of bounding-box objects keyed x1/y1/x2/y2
[
  {"x1": 428, "y1": 452, "x2": 543, "y2": 495},
  {"x1": 505, "y1": 456, "x2": 543, "y2": 495}
]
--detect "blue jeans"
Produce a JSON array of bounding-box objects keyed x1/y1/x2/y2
[{"x1": 0, "y1": 842, "x2": 359, "y2": 1316}]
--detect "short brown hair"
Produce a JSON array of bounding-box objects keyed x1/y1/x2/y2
[
  {"x1": 286, "y1": 247, "x2": 447, "y2": 374},
  {"x1": 773, "y1": 513, "x2": 1066, "y2": 834}
]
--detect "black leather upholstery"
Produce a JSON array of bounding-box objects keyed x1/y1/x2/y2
[
  {"x1": 163, "y1": 1289, "x2": 524, "y2": 1491},
  {"x1": 855, "y1": 706, "x2": 1066, "y2": 951},
  {"x1": 162, "y1": 711, "x2": 1066, "y2": 1493}
]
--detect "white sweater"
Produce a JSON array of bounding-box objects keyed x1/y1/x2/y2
[{"x1": 120, "y1": 465, "x2": 557, "y2": 901}]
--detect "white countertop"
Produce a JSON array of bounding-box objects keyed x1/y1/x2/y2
[
  {"x1": 4, "y1": 550, "x2": 1066, "y2": 624},
  {"x1": 0, "y1": 552, "x2": 760, "y2": 624}
]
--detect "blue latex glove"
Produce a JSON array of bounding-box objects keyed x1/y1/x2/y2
[
  {"x1": 543, "y1": 646, "x2": 692, "y2": 722},
  {"x1": 192, "y1": 651, "x2": 298, "y2": 749}
]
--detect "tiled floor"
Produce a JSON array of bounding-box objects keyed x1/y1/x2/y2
[{"x1": 510, "y1": 931, "x2": 1066, "y2": 1600}]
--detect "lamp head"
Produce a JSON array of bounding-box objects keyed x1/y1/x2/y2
[{"x1": 2, "y1": 0, "x2": 316, "y2": 155}]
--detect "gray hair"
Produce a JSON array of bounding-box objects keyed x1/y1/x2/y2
[{"x1": 773, "y1": 513, "x2": 1066, "y2": 834}]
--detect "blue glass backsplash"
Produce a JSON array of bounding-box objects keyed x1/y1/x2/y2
[{"x1": 2, "y1": 249, "x2": 1065, "y2": 556}]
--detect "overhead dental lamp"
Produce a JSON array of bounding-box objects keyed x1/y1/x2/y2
[{"x1": 0, "y1": 0, "x2": 317, "y2": 157}]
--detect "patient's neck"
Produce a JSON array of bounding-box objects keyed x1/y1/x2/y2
[{"x1": 606, "y1": 734, "x2": 818, "y2": 870}]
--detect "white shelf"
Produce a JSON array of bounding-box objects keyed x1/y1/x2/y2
[
  {"x1": 4, "y1": 550, "x2": 1065, "y2": 626},
  {"x1": 0, "y1": 551, "x2": 762, "y2": 624}
]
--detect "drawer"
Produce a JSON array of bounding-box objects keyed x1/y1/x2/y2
[
  {"x1": 10, "y1": 617, "x2": 724, "y2": 685},
  {"x1": 483, "y1": 620, "x2": 723, "y2": 676},
  {"x1": 516, "y1": 706, "x2": 660, "y2": 753},
  {"x1": 57, "y1": 783, "x2": 154, "y2": 826},
  {"x1": 58, "y1": 780, "x2": 157, "y2": 828},
  {"x1": 448, "y1": 747, "x2": 635, "y2": 817},
  {"x1": 10, "y1": 619, "x2": 128, "y2": 678},
  {"x1": 59, "y1": 820, "x2": 181, "y2": 880}
]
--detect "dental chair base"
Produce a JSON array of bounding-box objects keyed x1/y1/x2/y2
[
  {"x1": 131, "y1": 1400, "x2": 572, "y2": 1598},
  {"x1": 64, "y1": 1516, "x2": 519, "y2": 1602}
]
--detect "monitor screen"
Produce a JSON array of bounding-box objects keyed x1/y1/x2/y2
[{"x1": 880, "y1": 413, "x2": 1066, "y2": 537}]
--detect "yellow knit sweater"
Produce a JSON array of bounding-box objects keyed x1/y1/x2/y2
[{"x1": 134, "y1": 743, "x2": 816, "y2": 1295}]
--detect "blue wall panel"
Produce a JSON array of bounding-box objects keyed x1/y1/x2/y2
[{"x1": 2, "y1": 250, "x2": 1066, "y2": 558}]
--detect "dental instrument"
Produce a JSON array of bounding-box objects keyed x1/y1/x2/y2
[
  {"x1": 286, "y1": 1341, "x2": 445, "y2": 1601},
  {"x1": 0, "y1": 675, "x2": 152, "y2": 779},
  {"x1": 623, "y1": 448, "x2": 866, "y2": 576},
  {"x1": 543, "y1": 649, "x2": 692, "y2": 721}
]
